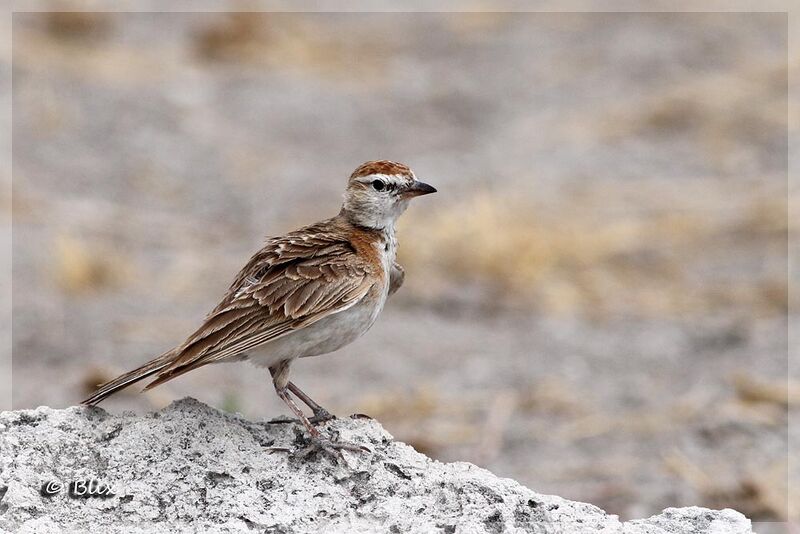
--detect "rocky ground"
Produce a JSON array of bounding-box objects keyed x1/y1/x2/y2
[
  {"x1": 8, "y1": 8, "x2": 795, "y2": 523},
  {"x1": 0, "y1": 398, "x2": 755, "y2": 533}
]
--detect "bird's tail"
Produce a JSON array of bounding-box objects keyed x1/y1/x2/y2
[{"x1": 81, "y1": 349, "x2": 178, "y2": 406}]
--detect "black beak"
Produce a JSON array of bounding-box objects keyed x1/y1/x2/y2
[{"x1": 404, "y1": 180, "x2": 437, "y2": 198}]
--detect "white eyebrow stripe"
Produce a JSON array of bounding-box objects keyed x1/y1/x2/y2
[{"x1": 357, "y1": 173, "x2": 409, "y2": 186}]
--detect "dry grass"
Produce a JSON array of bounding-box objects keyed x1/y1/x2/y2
[
  {"x1": 53, "y1": 234, "x2": 131, "y2": 294},
  {"x1": 517, "y1": 377, "x2": 586, "y2": 416},
  {"x1": 598, "y1": 59, "x2": 789, "y2": 164},
  {"x1": 399, "y1": 185, "x2": 788, "y2": 318},
  {"x1": 443, "y1": 12, "x2": 514, "y2": 38},
  {"x1": 43, "y1": 10, "x2": 113, "y2": 42},
  {"x1": 732, "y1": 373, "x2": 800, "y2": 408},
  {"x1": 395, "y1": 53, "x2": 790, "y2": 318},
  {"x1": 192, "y1": 11, "x2": 270, "y2": 62},
  {"x1": 17, "y1": 11, "x2": 390, "y2": 87},
  {"x1": 353, "y1": 386, "x2": 488, "y2": 457},
  {"x1": 14, "y1": 23, "x2": 169, "y2": 87},
  {"x1": 665, "y1": 451, "x2": 790, "y2": 521},
  {"x1": 191, "y1": 12, "x2": 390, "y2": 84}
]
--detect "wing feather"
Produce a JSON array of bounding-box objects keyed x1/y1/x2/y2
[{"x1": 145, "y1": 217, "x2": 378, "y2": 388}]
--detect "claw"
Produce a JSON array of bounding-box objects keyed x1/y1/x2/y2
[
  {"x1": 266, "y1": 415, "x2": 296, "y2": 425},
  {"x1": 267, "y1": 409, "x2": 335, "y2": 427},
  {"x1": 292, "y1": 436, "x2": 371, "y2": 461},
  {"x1": 265, "y1": 446, "x2": 293, "y2": 454},
  {"x1": 308, "y1": 408, "x2": 336, "y2": 425},
  {"x1": 264, "y1": 428, "x2": 370, "y2": 461}
]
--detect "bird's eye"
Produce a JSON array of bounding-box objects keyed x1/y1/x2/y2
[{"x1": 372, "y1": 180, "x2": 385, "y2": 191}]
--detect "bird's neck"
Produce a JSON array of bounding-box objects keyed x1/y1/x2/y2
[
  {"x1": 340, "y1": 206, "x2": 398, "y2": 234},
  {"x1": 338, "y1": 209, "x2": 398, "y2": 266}
]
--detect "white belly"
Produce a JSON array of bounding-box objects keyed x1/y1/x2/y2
[{"x1": 245, "y1": 288, "x2": 387, "y2": 369}]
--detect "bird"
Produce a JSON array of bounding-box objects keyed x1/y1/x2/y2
[{"x1": 82, "y1": 160, "x2": 436, "y2": 456}]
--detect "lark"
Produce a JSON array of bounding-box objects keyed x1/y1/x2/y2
[{"x1": 83, "y1": 160, "x2": 436, "y2": 455}]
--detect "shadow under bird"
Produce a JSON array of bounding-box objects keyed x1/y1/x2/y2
[{"x1": 82, "y1": 160, "x2": 436, "y2": 456}]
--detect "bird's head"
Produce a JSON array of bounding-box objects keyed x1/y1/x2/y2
[{"x1": 342, "y1": 160, "x2": 436, "y2": 230}]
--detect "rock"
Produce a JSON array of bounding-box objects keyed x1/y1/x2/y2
[{"x1": 0, "y1": 398, "x2": 751, "y2": 533}]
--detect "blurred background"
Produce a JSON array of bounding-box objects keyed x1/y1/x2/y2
[{"x1": 10, "y1": 8, "x2": 794, "y2": 522}]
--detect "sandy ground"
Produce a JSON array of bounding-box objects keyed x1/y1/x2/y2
[{"x1": 9, "y1": 10, "x2": 795, "y2": 521}]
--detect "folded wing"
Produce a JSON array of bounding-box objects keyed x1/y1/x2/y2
[{"x1": 143, "y1": 219, "x2": 375, "y2": 389}]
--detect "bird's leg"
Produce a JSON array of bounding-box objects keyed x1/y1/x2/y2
[
  {"x1": 263, "y1": 364, "x2": 333, "y2": 425},
  {"x1": 287, "y1": 381, "x2": 335, "y2": 424},
  {"x1": 274, "y1": 384, "x2": 323, "y2": 440},
  {"x1": 269, "y1": 361, "x2": 368, "y2": 459}
]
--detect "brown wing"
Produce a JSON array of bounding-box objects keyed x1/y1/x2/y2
[{"x1": 144, "y1": 218, "x2": 376, "y2": 389}]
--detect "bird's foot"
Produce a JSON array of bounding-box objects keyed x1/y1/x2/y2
[
  {"x1": 266, "y1": 409, "x2": 336, "y2": 427},
  {"x1": 309, "y1": 408, "x2": 336, "y2": 425},
  {"x1": 292, "y1": 434, "x2": 371, "y2": 461},
  {"x1": 266, "y1": 415, "x2": 297, "y2": 425},
  {"x1": 267, "y1": 436, "x2": 370, "y2": 462},
  {"x1": 265, "y1": 445, "x2": 293, "y2": 454}
]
